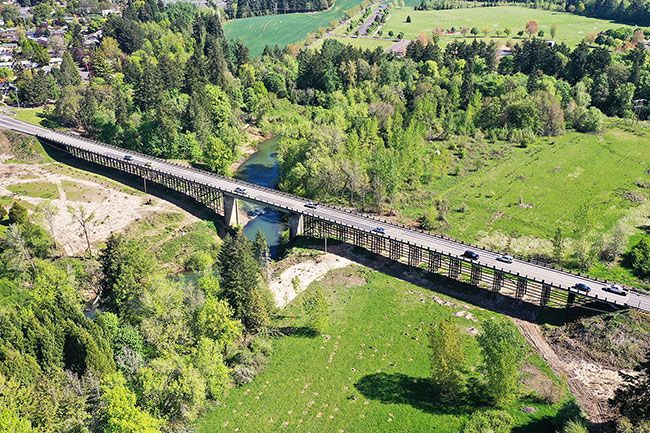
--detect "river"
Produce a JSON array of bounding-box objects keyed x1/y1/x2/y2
[{"x1": 234, "y1": 137, "x2": 286, "y2": 257}]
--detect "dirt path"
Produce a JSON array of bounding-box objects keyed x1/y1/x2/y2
[
  {"x1": 512, "y1": 318, "x2": 619, "y2": 422},
  {"x1": 269, "y1": 252, "x2": 353, "y2": 307}
]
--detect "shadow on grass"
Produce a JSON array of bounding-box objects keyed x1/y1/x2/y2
[
  {"x1": 276, "y1": 326, "x2": 319, "y2": 338},
  {"x1": 354, "y1": 373, "x2": 475, "y2": 416},
  {"x1": 511, "y1": 417, "x2": 554, "y2": 433}
]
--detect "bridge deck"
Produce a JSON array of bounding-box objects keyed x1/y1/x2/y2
[{"x1": 1, "y1": 115, "x2": 648, "y2": 312}]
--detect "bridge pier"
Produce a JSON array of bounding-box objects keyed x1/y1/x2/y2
[
  {"x1": 289, "y1": 213, "x2": 304, "y2": 239},
  {"x1": 223, "y1": 193, "x2": 240, "y2": 227}
]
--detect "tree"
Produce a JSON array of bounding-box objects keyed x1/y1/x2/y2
[
  {"x1": 99, "y1": 234, "x2": 159, "y2": 322},
  {"x1": 8, "y1": 202, "x2": 28, "y2": 224},
  {"x1": 195, "y1": 297, "x2": 243, "y2": 348},
  {"x1": 429, "y1": 319, "x2": 467, "y2": 396},
  {"x1": 406, "y1": 15, "x2": 411, "y2": 23},
  {"x1": 138, "y1": 355, "x2": 206, "y2": 423},
  {"x1": 0, "y1": 205, "x2": 6, "y2": 221},
  {"x1": 253, "y1": 229, "x2": 270, "y2": 276},
  {"x1": 470, "y1": 27, "x2": 479, "y2": 38},
  {"x1": 550, "y1": 24, "x2": 558, "y2": 39},
  {"x1": 630, "y1": 237, "x2": 650, "y2": 278},
  {"x1": 611, "y1": 350, "x2": 650, "y2": 424},
  {"x1": 477, "y1": 318, "x2": 526, "y2": 407},
  {"x1": 69, "y1": 205, "x2": 95, "y2": 257},
  {"x1": 302, "y1": 288, "x2": 329, "y2": 334},
  {"x1": 100, "y1": 373, "x2": 163, "y2": 433},
  {"x1": 35, "y1": 201, "x2": 58, "y2": 250},
  {"x1": 504, "y1": 27, "x2": 511, "y2": 37},
  {"x1": 217, "y1": 231, "x2": 269, "y2": 332},
  {"x1": 525, "y1": 21, "x2": 539, "y2": 38},
  {"x1": 193, "y1": 337, "x2": 231, "y2": 399}
]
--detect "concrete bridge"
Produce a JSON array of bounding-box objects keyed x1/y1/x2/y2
[{"x1": 2, "y1": 115, "x2": 649, "y2": 313}]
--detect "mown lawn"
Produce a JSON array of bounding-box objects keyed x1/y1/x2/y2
[
  {"x1": 382, "y1": 6, "x2": 644, "y2": 46},
  {"x1": 196, "y1": 267, "x2": 566, "y2": 433},
  {"x1": 224, "y1": 0, "x2": 366, "y2": 56}
]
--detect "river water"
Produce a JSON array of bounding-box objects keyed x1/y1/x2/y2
[{"x1": 234, "y1": 137, "x2": 286, "y2": 257}]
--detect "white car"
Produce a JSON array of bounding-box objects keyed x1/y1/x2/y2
[
  {"x1": 603, "y1": 284, "x2": 627, "y2": 296},
  {"x1": 234, "y1": 187, "x2": 247, "y2": 195},
  {"x1": 496, "y1": 254, "x2": 513, "y2": 264}
]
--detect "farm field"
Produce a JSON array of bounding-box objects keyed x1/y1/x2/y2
[
  {"x1": 381, "y1": 6, "x2": 645, "y2": 46},
  {"x1": 196, "y1": 266, "x2": 567, "y2": 433},
  {"x1": 223, "y1": 0, "x2": 366, "y2": 55}
]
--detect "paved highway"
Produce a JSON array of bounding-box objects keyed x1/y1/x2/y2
[{"x1": 1, "y1": 115, "x2": 649, "y2": 311}]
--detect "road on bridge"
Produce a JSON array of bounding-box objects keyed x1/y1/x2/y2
[{"x1": 1, "y1": 115, "x2": 649, "y2": 312}]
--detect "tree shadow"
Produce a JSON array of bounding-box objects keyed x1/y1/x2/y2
[
  {"x1": 354, "y1": 373, "x2": 476, "y2": 416},
  {"x1": 276, "y1": 326, "x2": 319, "y2": 338},
  {"x1": 511, "y1": 417, "x2": 555, "y2": 433}
]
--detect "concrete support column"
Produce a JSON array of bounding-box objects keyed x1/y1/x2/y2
[
  {"x1": 223, "y1": 193, "x2": 240, "y2": 227},
  {"x1": 289, "y1": 213, "x2": 304, "y2": 239}
]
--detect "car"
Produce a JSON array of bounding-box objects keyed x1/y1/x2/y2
[
  {"x1": 496, "y1": 254, "x2": 513, "y2": 264},
  {"x1": 571, "y1": 283, "x2": 592, "y2": 293},
  {"x1": 372, "y1": 227, "x2": 385, "y2": 235},
  {"x1": 234, "y1": 187, "x2": 247, "y2": 194},
  {"x1": 463, "y1": 250, "x2": 479, "y2": 260},
  {"x1": 304, "y1": 202, "x2": 318, "y2": 209},
  {"x1": 603, "y1": 284, "x2": 628, "y2": 296},
  {"x1": 123, "y1": 155, "x2": 133, "y2": 161}
]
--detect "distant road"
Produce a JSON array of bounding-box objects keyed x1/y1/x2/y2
[{"x1": 1, "y1": 114, "x2": 649, "y2": 312}]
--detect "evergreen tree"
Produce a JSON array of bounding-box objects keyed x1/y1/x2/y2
[
  {"x1": 57, "y1": 52, "x2": 81, "y2": 86},
  {"x1": 217, "y1": 230, "x2": 269, "y2": 332}
]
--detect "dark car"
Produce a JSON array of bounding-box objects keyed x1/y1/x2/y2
[
  {"x1": 234, "y1": 187, "x2": 247, "y2": 195},
  {"x1": 571, "y1": 283, "x2": 592, "y2": 293},
  {"x1": 123, "y1": 155, "x2": 133, "y2": 161},
  {"x1": 603, "y1": 284, "x2": 627, "y2": 296},
  {"x1": 463, "y1": 250, "x2": 479, "y2": 260},
  {"x1": 305, "y1": 202, "x2": 318, "y2": 209},
  {"x1": 372, "y1": 227, "x2": 385, "y2": 235}
]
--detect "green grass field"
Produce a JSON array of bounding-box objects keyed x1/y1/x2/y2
[
  {"x1": 7, "y1": 181, "x2": 60, "y2": 200},
  {"x1": 381, "y1": 6, "x2": 644, "y2": 46},
  {"x1": 224, "y1": 0, "x2": 366, "y2": 55},
  {"x1": 196, "y1": 266, "x2": 566, "y2": 433},
  {"x1": 404, "y1": 121, "x2": 649, "y2": 244}
]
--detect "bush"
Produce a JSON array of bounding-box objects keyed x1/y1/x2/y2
[
  {"x1": 184, "y1": 251, "x2": 214, "y2": 273},
  {"x1": 462, "y1": 410, "x2": 513, "y2": 433},
  {"x1": 564, "y1": 420, "x2": 589, "y2": 433},
  {"x1": 630, "y1": 237, "x2": 650, "y2": 278},
  {"x1": 573, "y1": 106, "x2": 605, "y2": 133},
  {"x1": 8, "y1": 202, "x2": 28, "y2": 225}
]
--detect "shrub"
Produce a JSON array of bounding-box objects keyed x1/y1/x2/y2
[
  {"x1": 8, "y1": 202, "x2": 28, "y2": 225},
  {"x1": 462, "y1": 410, "x2": 513, "y2": 433},
  {"x1": 184, "y1": 251, "x2": 214, "y2": 273},
  {"x1": 573, "y1": 106, "x2": 604, "y2": 133},
  {"x1": 630, "y1": 237, "x2": 650, "y2": 278},
  {"x1": 564, "y1": 420, "x2": 589, "y2": 433}
]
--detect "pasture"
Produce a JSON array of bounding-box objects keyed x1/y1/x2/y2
[
  {"x1": 381, "y1": 6, "x2": 644, "y2": 46},
  {"x1": 196, "y1": 266, "x2": 567, "y2": 433},
  {"x1": 223, "y1": 0, "x2": 366, "y2": 55}
]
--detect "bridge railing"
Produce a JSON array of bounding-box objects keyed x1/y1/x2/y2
[{"x1": 33, "y1": 126, "x2": 648, "y2": 304}]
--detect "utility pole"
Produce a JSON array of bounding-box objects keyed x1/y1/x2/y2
[{"x1": 324, "y1": 236, "x2": 327, "y2": 254}]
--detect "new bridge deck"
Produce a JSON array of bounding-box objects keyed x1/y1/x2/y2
[{"x1": 1, "y1": 115, "x2": 649, "y2": 312}]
